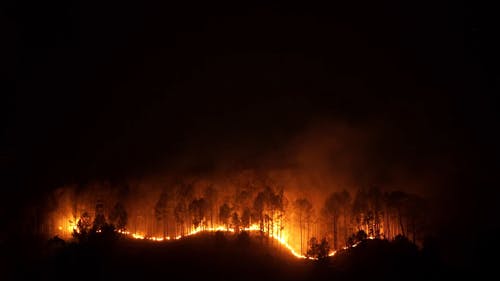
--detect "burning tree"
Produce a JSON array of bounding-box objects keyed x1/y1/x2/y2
[
  {"x1": 203, "y1": 184, "x2": 217, "y2": 229},
  {"x1": 189, "y1": 198, "x2": 207, "y2": 230},
  {"x1": 306, "y1": 237, "x2": 330, "y2": 260},
  {"x1": 323, "y1": 190, "x2": 351, "y2": 250},
  {"x1": 219, "y1": 203, "x2": 231, "y2": 230},
  {"x1": 294, "y1": 198, "x2": 313, "y2": 255},
  {"x1": 155, "y1": 191, "x2": 169, "y2": 238},
  {"x1": 44, "y1": 173, "x2": 430, "y2": 258},
  {"x1": 109, "y1": 202, "x2": 128, "y2": 231},
  {"x1": 73, "y1": 211, "x2": 92, "y2": 240},
  {"x1": 231, "y1": 212, "x2": 240, "y2": 233},
  {"x1": 92, "y1": 200, "x2": 106, "y2": 232},
  {"x1": 241, "y1": 207, "x2": 251, "y2": 229}
]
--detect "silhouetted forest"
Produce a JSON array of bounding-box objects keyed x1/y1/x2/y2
[
  {"x1": 26, "y1": 173, "x2": 432, "y2": 257},
  {"x1": 4, "y1": 229, "x2": 450, "y2": 281}
]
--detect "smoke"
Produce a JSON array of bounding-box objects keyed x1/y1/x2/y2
[
  {"x1": 48, "y1": 114, "x2": 452, "y2": 210},
  {"x1": 140, "y1": 117, "x2": 450, "y2": 198},
  {"x1": 41, "y1": 117, "x2": 453, "y2": 222}
]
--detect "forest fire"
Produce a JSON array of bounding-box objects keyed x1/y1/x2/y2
[
  {"x1": 44, "y1": 175, "x2": 429, "y2": 261},
  {"x1": 56, "y1": 217, "x2": 362, "y2": 260},
  {"x1": 115, "y1": 223, "x2": 318, "y2": 259},
  {"x1": 6, "y1": 1, "x2": 480, "y2": 279}
]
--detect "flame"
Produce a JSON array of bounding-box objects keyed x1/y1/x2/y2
[
  {"x1": 58, "y1": 219, "x2": 365, "y2": 260},
  {"x1": 55, "y1": 217, "x2": 78, "y2": 238},
  {"x1": 132, "y1": 233, "x2": 145, "y2": 239},
  {"x1": 119, "y1": 223, "x2": 329, "y2": 260}
]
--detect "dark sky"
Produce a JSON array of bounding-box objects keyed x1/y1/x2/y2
[{"x1": 2, "y1": 1, "x2": 498, "y2": 231}]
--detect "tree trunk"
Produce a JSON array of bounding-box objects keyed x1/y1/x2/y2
[
  {"x1": 343, "y1": 209, "x2": 348, "y2": 247},
  {"x1": 398, "y1": 208, "x2": 405, "y2": 237},
  {"x1": 333, "y1": 215, "x2": 338, "y2": 250},
  {"x1": 163, "y1": 219, "x2": 166, "y2": 239},
  {"x1": 305, "y1": 219, "x2": 311, "y2": 251},
  {"x1": 412, "y1": 218, "x2": 416, "y2": 243},
  {"x1": 299, "y1": 214, "x2": 303, "y2": 254}
]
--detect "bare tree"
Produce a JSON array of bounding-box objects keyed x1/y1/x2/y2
[
  {"x1": 324, "y1": 192, "x2": 342, "y2": 250},
  {"x1": 241, "y1": 207, "x2": 251, "y2": 229},
  {"x1": 219, "y1": 203, "x2": 231, "y2": 230},
  {"x1": 231, "y1": 212, "x2": 240, "y2": 233},
  {"x1": 189, "y1": 198, "x2": 207, "y2": 230},
  {"x1": 155, "y1": 191, "x2": 169, "y2": 238},
  {"x1": 306, "y1": 237, "x2": 330, "y2": 260},
  {"x1": 109, "y1": 202, "x2": 128, "y2": 231},
  {"x1": 92, "y1": 200, "x2": 106, "y2": 232},
  {"x1": 74, "y1": 211, "x2": 92, "y2": 239},
  {"x1": 253, "y1": 192, "x2": 266, "y2": 233},
  {"x1": 174, "y1": 201, "x2": 187, "y2": 236},
  {"x1": 294, "y1": 198, "x2": 312, "y2": 254},
  {"x1": 203, "y1": 185, "x2": 217, "y2": 229}
]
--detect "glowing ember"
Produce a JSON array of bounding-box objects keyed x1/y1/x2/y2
[{"x1": 132, "y1": 233, "x2": 145, "y2": 239}]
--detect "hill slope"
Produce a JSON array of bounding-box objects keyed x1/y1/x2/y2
[{"x1": 6, "y1": 232, "x2": 451, "y2": 281}]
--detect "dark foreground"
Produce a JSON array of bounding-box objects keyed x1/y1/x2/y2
[{"x1": 2, "y1": 232, "x2": 461, "y2": 281}]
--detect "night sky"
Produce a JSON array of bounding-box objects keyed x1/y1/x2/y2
[{"x1": 2, "y1": 1, "x2": 499, "y2": 252}]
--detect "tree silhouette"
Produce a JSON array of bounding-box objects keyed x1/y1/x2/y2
[
  {"x1": 109, "y1": 202, "x2": 128, "y2": 231},
  {"x1": 73, "y1": 211, "x2": 92, "y2": 240},
  {"x1": 231, "y1": 212, "x2": 240, "y2": 233},
  {"x1": 241, "y1": 207, "x2": 251, "y2": 229},
  {"x1": 294, "y1": 198, "x2": 313, "y2": 254},
  {"x1": 203, "y1": 184, "x2": 217, "y2": 229},
  {"x1": 219, "y1": 203, "x2": 231, "y2": 230},
  {"x1": 306, "y1": 237, "x2": 330, "y2": 260},
  {"x1": 44, "y1": 174, "x2": 432, "y2": 257},
  {"x1": 386, "y1": 191, "x2": 409, "y2": 237},
  {"x1": 92, "y1": 200, "x2": 106, "y2": 232},
  {"x1": 189, "y1": 198, "x2": 207, "y2": 230},
  {"x1": 174, "y1": 201, "x2": 187, "y2": 236},
  {"x1": 352, "y1": 189, "x2": 369, "y2": 233},
  {"x1": 406, "y1": 194, "x2": 426, "y2": 243},
  {"x1": 367, "y1": 186, "x2": 383, "y2": 238},
  {"x1": 355, "y1": 229, "x2": 368, "y2": 242},
  {"x1": 174, "y1": 181, "x2": 194, "y2": 235},
  {"x1": 324, "y1": 191, "x2": 350, "y2": 250},
  {"x1": 318, "y1": 237, "x2": 330, "y2": 259},
  {"x1": 253, "y1": 191, "x2": 266, "y2": 233},
  {"x1": 154, "y1": 191, "x2": 169, "y2": 238}
]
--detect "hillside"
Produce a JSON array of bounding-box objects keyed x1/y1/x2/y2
[{"x1": 5, "y1": 232, "x2": 451, "y2": 281}]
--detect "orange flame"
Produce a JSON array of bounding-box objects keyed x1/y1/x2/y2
[
  {"x1": 58, "y1": 219, "x2": 364, "y2": 260},
  {"x1": 119, "y1": 223, "x2": 337, "y2": 260}
]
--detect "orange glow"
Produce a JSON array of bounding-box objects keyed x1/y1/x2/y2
[
  {"x1": 46, "y1": 181, "x2": 389, "y2": 260},
  {"x1": 53, "y1": 215, "x2": 368, "y2": 260},
  {"x1": 132, "y1": 233, "x2": 145, "y2": 239},
  {"x1": 117, "y1": 223, "x2": 342, "y2": 260},
  {"x1": 54, "y1": 216, "x2": 78, "y2": 238}
]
